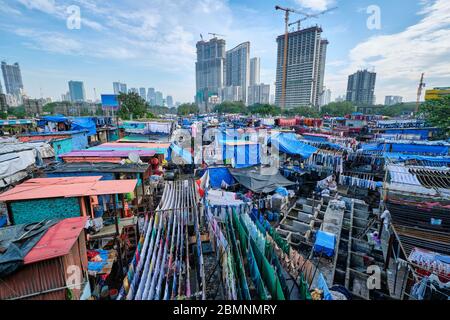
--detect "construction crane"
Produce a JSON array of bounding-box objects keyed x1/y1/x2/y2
[
  {"x1": 289, "y1": 7, "x2": 337, "y2": 31},
  {"x1": 416, "y1": 73, "x2": 426, "y2": 112},
  {"x1": 275, "y1": 5, "x2": 309, "y2": 109},
  {"x1": 208, "y1": 33, "x2": 225, "y2": 38}
]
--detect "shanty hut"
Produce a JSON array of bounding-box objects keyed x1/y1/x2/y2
[
  {"x1": 0, "y1": 176, "x2": 137, "y2": 225},
  {"x1": 0, "y1": 217, "x2": 88, "y2": 300}
]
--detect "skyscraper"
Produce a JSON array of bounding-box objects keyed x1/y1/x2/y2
[
  {"x1": 225, "y1": 42, "x2": 250, "y2": 104},
  {"x1": 113, "y1": 82, "x2": 127, "y2": 95},
  {"x1": 147, "y1": 88, "x2": 156, "y2": 106},
  {"x1": 346, "y1": 70, "x2": 376, "y2": 105},
  {"x1": 68, "y1": 80, "x2": 86, "y2": 102},
  {"x1": 139, "y1": 88, "x2": 147, "y2": 101},
  {"x1": 166, "y1": 95, "x2": 174, "y2": 108},
  {"x1": 220, "y1": 86, "x2": 242, "y2": 103},
  {"x1": 1, "y1": 62, "x2": 24, "y2": 97},
  {"x1": 247, "y1": 83, "x2": 270, "y2": 106},
  {"x1": 195, "y1": 37, "x2": 226, "y2": 110},
  {"x1": 384, "y1": 95, "x2": 403, "y2": 106},
  {"x1": 155, "y1": 91, "x2": 164, "y2": 106},
  {"x1": 275, "y1": 27, "x2": 328, "y2": 109},
  {"x1": 319, "y1": 87, "x2": 332, "y2": 107},
  {"x1": 250, "y1": 57, "x2": 261, "y2": 86}
]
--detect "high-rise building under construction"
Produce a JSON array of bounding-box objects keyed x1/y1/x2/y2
[
  {"x1": 195, "y1": 37, "x2": 226, "y2": 111},
  {"x1": 275, "y1": 26, "x2": 328, "y2": 109}
]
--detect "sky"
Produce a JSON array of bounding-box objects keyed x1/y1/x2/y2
[{"x1": 0, "y1": 0, "x2": 449, "y2": 104}]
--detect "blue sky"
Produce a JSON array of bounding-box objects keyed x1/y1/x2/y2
[{"x1": 0, "y1": 0, "x2": 449, "y2": 103}]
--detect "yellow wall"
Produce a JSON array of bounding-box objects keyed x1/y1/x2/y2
[{"x1": 425, "y1": 88, "x2": 450, "y2": 101}]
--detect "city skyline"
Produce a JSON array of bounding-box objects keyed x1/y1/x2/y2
[{"x1": 0, "y1": 0, "x2": 449, "y2": 103}]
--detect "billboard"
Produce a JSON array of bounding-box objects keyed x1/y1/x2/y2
[{"x1": 101, "y1": 94, "x2": 120, "y2": 110}]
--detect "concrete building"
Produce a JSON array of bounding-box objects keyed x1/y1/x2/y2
[
  {"x1": 275, "y1": 27, "x2": 328, "y2": 109},
  {"x1": 220, "y1": 86, "x2": 243, "y2": 103},
  {"x1": 0, "y1": 78, "x2": 3, "y2": 94},
  {"x1": 139, "y1": 88, "x2": 147, "y2": 101},
  {"x1": 346, "y1": 70, "x2": 376, "y2": 106},
  {"x1": 166, "y1": 95, "x2": 174, "y2": 108},
  {"x1": 225, "y1": 42, "x2": 250, "y2": 105},
  {"x1": 385, "y1": 95, "x2": 403, "y2": 106},
  {"x1": 247, "y1": 83, "x2": 270, "y2": 106},
  {"x1": 68, "y1": 81, "x2": 86, "y2": 102},
  {"x1": 113, "y1": 82, "x2": 127, "y2": 95},
  {"x1": 195, "y1": 37, "x2": 226, "y2": 111},
  {"x1": 147, "y1": 88, "x2": 156, "y2": 106},
  {"x1": 1, "y1": 62, "x2": 24, "y2": 98},
  {"x1": 0, "y1": 93, "x2": 7, "y2": 112},
  {"x1": 23, "y1": 98, "x2": 43, "y2": 115},
  {"x1": 250, "y1": 57, "x2": 261, "y2": 86},
  {"x1": 155, "y1": 91, "x2": 164, "y2": 106},
  {"x1": 319, "y1": 88, "x2": 332, "y2": 107},
  {"x1": 425, "y1": 87, "x2": 450, "y2": 101}
]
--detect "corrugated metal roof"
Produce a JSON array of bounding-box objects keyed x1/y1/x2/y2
[
  {"x1": 0, "y1": 176, "x2": 137, "y2": 201},
  {"x1": 24, "y1": 217, "x2": 87, "y2": 264},
  {"x1": 45, "y1": 162, "x2": 149, "y2": 174},
  {"x1": 60, "y1": 150, "x2": 156, "y2": 158}
]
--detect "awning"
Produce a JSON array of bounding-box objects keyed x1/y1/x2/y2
[
  {"x1": 270, "y1": 133, "x2": 317, "y2": 159},
  {"x1": 229, "y1": 167, "x2": 295, "y2": 193}
]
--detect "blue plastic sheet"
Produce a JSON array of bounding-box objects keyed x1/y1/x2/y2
[
  {"x1": 270, "y1": 133, "x2": 318, "y2": 159},
  {"x1": 70, "y1": 117, "x2": 97, "y2": 136},
  {"x1": 314, "y1": 231, "x2": 336, "y2": 257},
  {"x1": 169, "y1": 143, "x2": 193, "y2": 164},
  {"x1": 201, "y1": 167, "x2": 235, "y2": 188},
  {"x1": 318, "y1": 273, "x2": 333, "y2": 300},
  {"x1": 362, "y1": 142, "x2": 449, "y2": 155}
]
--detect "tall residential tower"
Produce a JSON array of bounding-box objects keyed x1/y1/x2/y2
[
  {"x1": 346, "y1": 70, "x2": 377, "y2": 106},
  {"x1": 195, "y1": 37, "x2": 226, "y2": 111},
  {"x1": 225, "y1": 42, "x2": 250, "y2": 104},
  {"x1": 1, "y1": 62, "x2": 24, "y2": 97},
  {"x1": 275, "y1": 27, "x2": 328, "y2": 109}
]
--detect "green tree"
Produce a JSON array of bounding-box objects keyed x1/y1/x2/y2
[
  {"x1": 117, "y1": 92, "x2": 148, "y2": 120},
  {"x1": 379, "y1": 102, "x2": 416, "y2": 117},
  {"x1": 283, "y1": 106, "x2": 320, "y2": 118},
  {"x1": 7, "y1": 106, "x2": 26, "y2": 119},
  {"x1": 214, "y1": 101, "x2": 247, "y2": 114},
  {"x1": 320, "y1": 101, "x2": 355, "y2": 117},
  {"x1": 43, "y1": 102, "x2": 57, "y2": 114},
  {"x1": 248, "y1": 103, "x2": 281, "y2": 116},
  {"x1": 177, "y1": 103, "x2": 199, "y2": 116},
  {"x1": 419, "y1": 95, "x2": 450, "y2": 137}
]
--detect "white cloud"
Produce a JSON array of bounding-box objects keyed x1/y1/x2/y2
[
  {"x1": 295, "y1": 0, "x2": 335, "y2": 11},
  {"x1": 0, "y1": 0, "x2": 22, "y2": 15},
  {"x1": 326, "y1": 0, "x2": 450, "y2": 101},
  {"x1": 15, "y1": 28, "x2": 83, "y2": 54}
]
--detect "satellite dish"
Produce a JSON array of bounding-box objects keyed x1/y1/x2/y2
[{"x1": 128, "y1": 152, "x2": 140, "y2": 163}]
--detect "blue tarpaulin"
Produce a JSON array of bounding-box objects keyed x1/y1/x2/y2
[
  {"x1": 362, "y1": 142, "x2": 449, "y2": 155},
  {"x1": 270, "y1": 133, "x2": 318, "y2": 159},
  {"x1": 168, "y1": 143, "x2": 193, "y2": 164},
  {"x1": 200, "y1": 167, "x2": 235, "y2": 188},
  {"x1": 70, "y1": 117, "x2": 97, "y2": 136},
  {"x1": 314, "y1": 231, "x2": 336, "y2": 257},
  {"x1": 384, "y1": 153, "x2": 450, "y2": 164}
]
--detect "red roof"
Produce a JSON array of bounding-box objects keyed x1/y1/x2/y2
[
  {"x1": 24, "y1": 217, "x2": 87, "y2": 264},
  {"x1": 0, "y1": 176, "x2": 138, "y2": 202}
]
